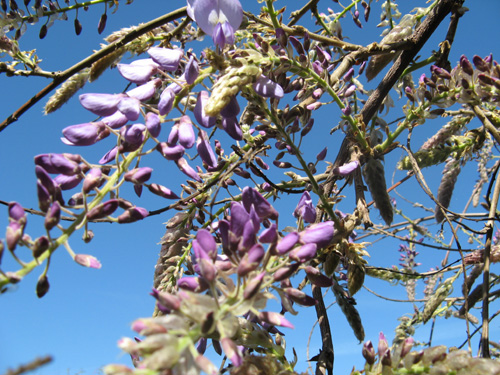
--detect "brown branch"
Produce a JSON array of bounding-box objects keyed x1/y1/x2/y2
[
  {"x1": 312, "y1": 284, "x2": 334, "y2": 375},
  {"x1": 287, "y1": 0, "x2": 320, "y2": 27},
  {"x1": 0, "y1": 6, "x2": 188, "y2": 133},
  {"x1": 2, "y1": 356, "x2": 52, "y2": 375}
]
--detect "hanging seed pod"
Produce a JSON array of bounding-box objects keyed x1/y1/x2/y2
[
  {"x1": 435, "y1": 159, "x2": 461, "y2": 223},
  {"x1": 39, "y1": 24, "x2": 48, "y2": 39},
  {"x1": 347, "y1": 263, "x2": 365, "y2": 296},
  {"x1": 97, "y1": 13, "x2": 107, "y2": 35},
  {"x1": 74, "y1": 18, "x2": 82, "y2": 35},
  {"x1": 363, "y1": 158, "x2": 393, "y2": 225},
  {"x1": 332, "y1": 282, "x2": 365, "y2": 341},
  {"x1": 36, "y1": 275, "x2": 50, "y2": 298}
]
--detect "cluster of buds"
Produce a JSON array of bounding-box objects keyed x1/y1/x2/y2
[
  {"x1": 356, "y1": 333, "x2": 500, "y2": 375},
  {"x1": 104, "y1": 187, "x2": 337, "y2": 373}
]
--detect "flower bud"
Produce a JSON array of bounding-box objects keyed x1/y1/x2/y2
[
  {"x1": 8, "y1": 202, "x2": 26, "y2": 224},
  {"x1": 194, "y1": 91, "x2": 216, "y2": 128},
  {"x1": 196, "y1": 130, "x2": 218, "y2": 169},
  {"x1": 300, "y1": 221, "x2": 334, "y2": 249},
  {"x1": 147, "y1": 47, "x2": 184, "y2": 71},
  {"x1": 62, "y1": 121, "x2": 109, "y2": 146},
  {"x1": 157, "y1": 143, "x2": 185, "y2": 161},
  {"x1": 273, "y1": 262, "x2": 300, "y2": 281},
  {"x1": 86, "y1": 199, "x2": 119, "y2": 220},
  {"x1": 158, "y1": 87, "x2": 175, "y2": 116},
  {"x1": 35, "y1": 153, "x2": 81, "y2": 176},
  {"x1": 147, "y1": 183, "x2": 180, "y2": 199},
  {"x1": 6, "y1": 221, "x2": 22, "y2": 251},
  {"x1": 44, "y1": 201, "x2": 60, "y2": 231},
  {"x1": 36, "y1": 181, "x2": 51, "y2": 212},
  {"x1": 36, "y1": 274, "x2": 50, "y2": 298},
  {"x1": 32, "y1": 236, "x2": 49, "y2": 258},
  {"x1": 259, "y1": 311, "x2": 294, "y2": 329},
  {"x1": 253, "y1": 75, "x2": 284, "y2": 98},
  {"x1": 362, "y1": 340, "x2": 376, "y2": 365},
  {"x1": 305, "y1": 265, "x2": 333, "y2": 287},
  {"x1": 184, "y1": 55, "x2": 199, "y2": 85},
  {"x1": 176, "y1": 157, "x2": 201, "y2": 182},
  {"x1": 276, "y1": 232, "x2": 299, "y2": 255},
  {"x1": 243, "y1": 271, "x2": 265, "y2": 300},
  {"x1": 124, "y1": 167, "x2": 152, "y2": 185},
  {"x1": 145, "y1": 112, "x2": 161, "y2": 138},
  {"x1": 283, "y1": 287, "x2": 316, "y2": 306},
  {"x1": 150, "y1": 288, "x2": 181, "y2": 311},
  {"x1": 237, "y1": 243, "x2": 265, "y2": 276},
  {"x1": 117, "y1": 207, "x2": 149, "y2": 223},
  {"x1": 221, "y1": 337, "x2": 242, "y2": 367},
  {"x1": 82, "y1": 168, "x2": 103, "y2": 194},
  {"x1": 74, "y1": 254, "x2": 101, "y2": 268}
]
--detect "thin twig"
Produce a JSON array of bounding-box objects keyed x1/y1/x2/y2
[{"x1": 0, "y1": 7, "x2": 188, "y2": 132}]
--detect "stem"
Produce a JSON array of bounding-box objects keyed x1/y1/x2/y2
[
  {"x1": 265, "y1": 0, "x2": 280, "y2": 30},
  {"x1": 0, "y1": 148, "x2": 141, "y2": 289},
  {"x1": 19, "y1": 0, "x2": 114, "y2": 22}
]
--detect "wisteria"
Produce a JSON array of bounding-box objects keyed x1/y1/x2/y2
[{"x1": 2, "y1": 0, "x2": 500, "y2": 374}]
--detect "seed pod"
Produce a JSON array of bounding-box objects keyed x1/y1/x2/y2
[
  {"x1": 39, "y1": 24, "x2": 47, "y2": 39},
  {"x1": 36, "y1": 274, "x2": 50, "y2": 298},
  {"x1": 363, "y1": 158, "x2": 393, "y2": 225},
  {"x1": 74, "y1": 18, "x2": 82, "y2": 35},
  {"x1": 347, "y1": 263, "x2": 365, "y2": 296},
  {"x1": 332, "y1": 282, "x2": 364, "y2": 341},
  {"x1": 97, "y1": 13, "x2": 107, "y2": 34},
  {"x1": 435, "y1": 159, "x2": 461, "y2": 223}
]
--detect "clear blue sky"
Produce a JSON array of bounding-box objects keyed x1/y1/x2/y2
[{"x1": 1, "y1": 1, "x2": 500, "y2": 374}]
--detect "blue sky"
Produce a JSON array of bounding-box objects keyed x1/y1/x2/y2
[{"x1": 1, "y1": 1, "x2": 500, "y2": 374}]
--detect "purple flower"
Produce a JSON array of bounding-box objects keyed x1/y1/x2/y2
[
  {"x1": 147, "y1": 183, "x2": 180, "y2": 199},
  {"x1": 253, "y1": 75, "x2": 284, "y2": 98},
  {"x1": 147, "y1": 47, "x2": 184, "y2": 71},
  {"x1": 194, "y1": 91, "x2": 216, "y2": 128},
  {"x1": 74, "y1": 254, "x2": 102, "y2": 269},
  {"x1": 196, "y1": 229, "x2": 218, "y2": 260},
  {"x1": 158, "y1": 87, "x2": 176, "y2": 116},
  {"x1": 54, "y1": 174, "x2": 82, "y2": 190},
  {"x1": 6, "y1": 221, "x2": 22, "y2": 251},
  {"x1": 259, "y1": 311, "x2": 294, "y2": 329},
  {"x1": 220, "y1": 95, "x2": 240, "y2": 118},
  {"x1": 8, "y1": 202, "x2": 25, "y2": 223},
  {"x1": 220, "y1": 337, "x2": 243, "y2": 367},
  {"x1": 102, "y1": 111, "x2": 128, "y2": 129},
  {"x1": 188, "y1": 0, "x2": 243, "y2": 48},
  {"x1": 117, "y1": 59, "x2": 159, "y2": 84},
  {"x1": 177, "y1": 116, "x2": 195, "y2": 149},
  {"x1": 177, "y1": 276, "x2": 209, "y2": 292},
  {"x1": 117, "y1": 207, "x2": 149, "y2": 223},
  {"x1": 86, "y1": 199, "x2": 119, "y2": 220},
  {"x1": 184, "y1": 55, "x2": 199, "y2": 85},
  {"x1": 99, "y1": 146, "x2": 118, "y2": 164},
  {"x1": 126, "y1": 79, "x2": 159, "y2": 102},
  {"x1": 377, "y1": 332, "x2": 389, "y2": 359},
  {"x1": 79, "y1": 93, "x2": 121, "y2": 117},
  {"x1": 362, "y1": 341, "x2": 376, "y2": 365},
  {"x1": 62, "y1": 122, "x2": 109, "y2": 146},
  {"x1": 44, "y1": 201, "x2": 60, "y2": 231},
  {"x1": 259, "y1": 223, "x2": 277, "y2": 243},
  {"x1": 276, "y1": 232, "x2": 299, "y2": 254},
  {"x1": 316, "y1": 147, "x2": 328, "y2": 161},
  {"x1": 293, "y1": 191, "x2": 316, "y2": 224},
  {"x1": 157, "y1": 143, "x2": 185, "y2": 161},
  {"x1": 222, "y1": 116, "x2": 243, "y2": 140},
  {"x1": 176, "y1": 157, "x2": 201, "y2": 182},
  {"x1": 145, "y1": 112, "x2": 161, "y2": 138},
  {"x1": 124, "y1": 167, "x2": 152, "y2": 185},
  {"x1": 332, "y1": 160, "x2": 359, "y2": 176},
  {"x1": 289, "y1": 243, "x2": 317, "y2": 263},
  {"x1": 35, "y1": 153, "x2": 81, "y2": 176},
  {"x1": 241, "y1": 187, "x2": 278, "y2": 221},
  {"x1": 196, "y1": 130, "x2": 218, "y2": 169},
  {"x1": 300, "y1": 221, "x2": 334, "y2": 249},
  {"x1": 237, "y1": 243, "x2": 265, "y2": 276}
]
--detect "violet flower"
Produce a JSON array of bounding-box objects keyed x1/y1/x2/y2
[
  {"x1": 62, "y1": 121, "x2": 110, "y2": 146},
  {"x1": 184, "y1": 55, "x2": 199, "y2": 85},
  {"x1": 188, "y1": 0, "x2": 243, "y2": 49},
  {"x1": 74, "y1": 254, "x2": 102, "y2": 269},
  {"x1": 176, "y1": 157, "x2": 201, "y2": 182},
  {"x1": 147, "y1": 47, "x2": 184, "y2": 71},
  {"x1": 117, "y1": 207, "x2": 149, "y2": 223},
  {"x1": 177, "y1": 116, "x2": 195, "y2": 149},
  {"x1": 253, "y1": 75, "x2": 284, "y2": 98},
  {"x1": 86, "y1": 199, "x2": 119, "y2": 220},
  {"x1": 145, "y1": 112, "x2": 161, "y2": 138},
  {"x1": 293, "y1": 191, "x2": 316, "y2": 224},
  {"x1": 196, "y1": 130, "x2": 218, "y2": 170},
  {"x1": 117, "y1": 59, "x2": 159, "y2": 84},
  {"x1": 44, "y1": 201, "x2": 60, "y2": 231},
  {"x1": 124, "y1": 167, "x2": 152, "y2": 185},
  {"x1": 300, "y1": 221, "x2": 334, "y2": 249},
  {"x1": 332, "y1": 160, "x2": 359, "y2": 177},
  {"x1": 158, "y1": 87, "x2": 176, "y2": 116},
  {"x1": 194, "y1": 91, "x2": 216, "y2": 128},
  {"x1": 8, "y1": 202, "x2": 25, "y2": 223},
  {"x1": 147, "y1": 183, "x2": 180, "y2": 200},
  {"x1": 54, "y1": 174, "x2": 82, "y2": 190},
  {"x1": 35, "y1": 153, "x2": 81, "y2": 176}
]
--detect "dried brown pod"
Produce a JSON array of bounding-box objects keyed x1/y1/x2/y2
[
  {"x1": 332, "y1": 281, "x2": 365, "y2": 342},
  {"x1": 435, "y1": 158, "x2": 461, "y2": 223},
  {"x1": 362, "y1": 158, "x2": 393, "y2": 225}
]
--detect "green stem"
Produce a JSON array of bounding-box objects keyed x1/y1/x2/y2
[
  {"x1": 20, "y1": 0, "x2": 114, "y2": 22},
  {"x1": 0, "y1": 148, "x2": 141, "y2": 289},
  {"x1": 265, "y1": 0, "x2": 281, "y2": 29}
]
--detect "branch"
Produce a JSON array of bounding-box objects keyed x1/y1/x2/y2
[{"x1": 0, "y1": 6, "x2": 188, "y2": 133}]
